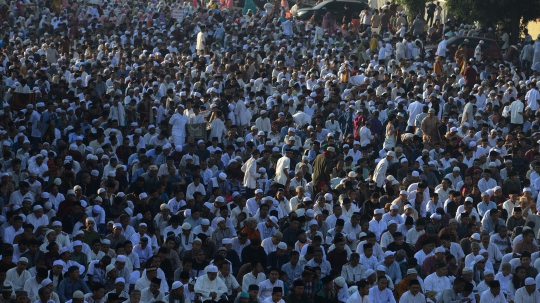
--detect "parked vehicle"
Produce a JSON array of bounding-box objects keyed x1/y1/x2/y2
[
  {"x1": 295, "y1": 0, "x2": 369, "y2": 23},
  {"x1": 425, "y1": 36, "x2": 503, "y2": 60}
]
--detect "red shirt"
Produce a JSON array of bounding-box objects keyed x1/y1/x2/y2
[
  {"x1": 463, "y1": 66, "x2": 477, "y2": 87},
  {"x1": 353, "y1": 115, "x2": 367, "y2": 140}
]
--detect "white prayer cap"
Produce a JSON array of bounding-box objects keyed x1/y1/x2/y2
[{"x1": 172, "y1": 281, "x2": 184, "y2": 289}]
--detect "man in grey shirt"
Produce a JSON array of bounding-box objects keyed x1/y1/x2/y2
[{"x1": 438, "y1": 277, "x2": 465, "y2": 303}]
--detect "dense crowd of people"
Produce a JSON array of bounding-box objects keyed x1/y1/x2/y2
[{"x1": 1, "y1": 0, "x2": 540, "y2": 303}]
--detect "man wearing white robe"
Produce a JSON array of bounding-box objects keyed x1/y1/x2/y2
[
  {"x1": 525, "y1": 84, "x2": 540, "y2": 112},
  {"x1": 368, "y1": 276, "x2": 396, "y2": 303},
  {"x1": 135, "y1": 267, "x2": 168, "y2": 294},
  {"x1": 169, "y1": 106, "x2": 188, "y2": 146},
  {"x1": 255, "y1": 111, "x2": 271, "y2": 134},
  {"x1": 346, "y1": 280, "x2": 370, "y2": 303},
  {"x1": 436, "y1": 33, "x2": 449, "y2": 57},
  {"x1": 424, "y1": 262, "x2": 451, "y2": 302},
  {"x1": 194, "y1": 265, "x2": 228, "y2": 302},
  {"x1": 479, "y1": 280, "x2": 508, "y2": 303},
  {"x1": 140, "y1": 277, "x2": 165, "y2": 303},
  {"x1": 407, "y1": 98, "x2": 424, "y2": 130},
  {"x1": 6, "y1": 257, "x2": 32, "y2": 291},
  {"x1": 234, "y1": 100, "x2": 248, "y2": 134},
  {"x1": 242, "y1": 150, "x2": 260, "y2": 197},
  {"x1": 242, "y1": 261, "x2": 266, "y2": 292},
  {"x1": 514, "y1": 278, "x2": 540, "y2": 303},
  {"x1": 275, "y1": 152, "x2": 291, "y2": 186},
  {"x1": 398, "y1": 280, "x2": 425, "y2": 303},
  {"x1": 373, "y1": 151, "x2": 394, "y2": 189}
]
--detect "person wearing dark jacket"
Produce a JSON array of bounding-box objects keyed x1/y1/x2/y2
[
  {"x1": 267, "y1": 242, "x2": 290, "y2": 269},
  {"x1": 241, "y1": 238, "x2": 268, "y2": 269},
  {"x1": 312, "y1": 148, "x2": 335, "y2": 194},
  {"x1": 386, "y1": 232, "x2": 415, "y2": 259}
]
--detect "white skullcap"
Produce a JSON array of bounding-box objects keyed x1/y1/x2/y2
[{"x1": 172, "y1": 281, "x2": 183, "y2": 289}]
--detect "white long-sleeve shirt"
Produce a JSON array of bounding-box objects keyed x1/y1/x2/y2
[
  {"x1": 373, "y1": 158, "x2": 389, "y2": 187},
  {"x1": 436, "y1": 39, "x2": 447, "y2": 56},
  {"x1": 478, "y1": 177, "x2": 497, "y2": 194},
  {"x1": 479, "y1": 288, "x2": 508, "y2": 303},
  {"x1": 346, "y1": 291, "x2": 369, "y2": 303},
  {"x1": 341, "y1": 263, "x2": 366, "y2": 283},
  {"x1": 514, "y1": 287, "x2": 540, "y2": 303},
  {"x1": 242, "y1": 272, "x2": 266, "y2": 292},
  {"x1": 525, "y1": 88, "x2": 540, "y2": 111},
  {"x1": 368, "y1": 286, "x2": 396, "y2": 303},
  {"x1": 140, "y1": 287, "x2": 165, "y2": 303},
  {"x1": 424, "y1": 273, "x2": 451, "y2": 301},
  {"x1": 258, "y1": 279, "x2": 284, "y2": 302},
  {"x1": 6, "y1": 268, "x2": 32, "y2": 291},
  {"x1": 3, "y1": 225, "x2": 23, "y2": 244},
  {"x1": 399, "y1": 291, "x2": 426, "y2": 303},
  {"x1": 194, "y1": 274, "x2": 228, "y2": 302},
  {"x1": 234, "y1": 101, "x2": 248, "y2": 126},
  {"x1": 242, "y1": 157, "x2": 260, "y2": 189},
  {"x1": 359, "y1": 126, "x2": 373, "y2": 147},
  {"x1": 369, "y1": 219, "x2": 387, "y2": 242},
  {"x1": 26, "y1": 213, "x2": 49, "y2": 232},
  {"x1": 255, "y1": 117, "x2": 271, "y2": 133}
]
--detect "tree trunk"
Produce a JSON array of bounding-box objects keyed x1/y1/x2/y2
[{"x1": 510, "y1": 17, "x2": 520, "y2": 45}]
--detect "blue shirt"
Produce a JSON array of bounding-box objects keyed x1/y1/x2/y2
[
  {"x1": 131, "y1": 168, "x2": 148, "y2": 183},
  {"x1": 282, "y1": 262, "x2": 304, "y2": 284},
  {"x1": 477, "y1": 201, "x2": 497, "y2": 217},
  {"x1": 58, "y1": 278, "x2": 91, "y2": 303},
  {"x1": 377, "y1": 260, "x2": 402, "y2": 284},
  {"x1": 128, "y1": 154, "x2": 139, "y2": 166},
  {"x1": 145, "y1": 149, "x2": 160, "y2": 161}
]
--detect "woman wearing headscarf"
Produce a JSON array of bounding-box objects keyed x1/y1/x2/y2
[
  {"x1": 322, "y1": 12, "x2": 336, "y2": 35},
  {"x1": 242, "y1": 0, "x2": 257, "y2": 16},
  {"x1": 455, "y1": 42, "x2": 468, "y2": 73}
]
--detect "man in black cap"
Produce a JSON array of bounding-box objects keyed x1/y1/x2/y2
[
  {"x1": 246, "y1": 285, "x2": 260, "y2": 303},
  {"x1": 269, "y1": 287, "x2": 284, "y2": 303},
  {"x1": 140, "y1": 277, "x2": 165, "y2": 302},
  {"x1": 424, "y1": 262, "x2": 451, "y2": 301},
  {"x1": 479, "y1": 280, "x2": 506, "y2": 302},
  {"x1": 325, "y1": 218, "x2": 346, "y2": 246},
  {"x1": 1, "y1": 283, "x2": 14, "y2": 302},
  {"x1": 134, "y1": 266, "x2": 159, "y2": 292},
  {"x1": 314, "y1": 276, "x2": 337, "y2": 303},
  {"x1": 105, "y1": 292, "x2": 119, "y2": 303},
  {"x1": 287, "y1": 280, "x2": 309, "y2": 303}
]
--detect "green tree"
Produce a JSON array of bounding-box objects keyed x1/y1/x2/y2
[
  {"x1": 446, "y1": 0, "x2": 540, "y2": 43},
  {"x1": 396, "y1": 0, "x2": 429, "y2": 22}
]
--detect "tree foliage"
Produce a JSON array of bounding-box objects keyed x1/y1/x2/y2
[
  {"x1": 396, "y1": 0, "x2": 429, "y2": 22},
  {"x1": 446, "y1": 0, "x2": 540, "y2": 27},
  {"x1": 446, "y1": 0, "x2": 540, "y2": 42}
]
